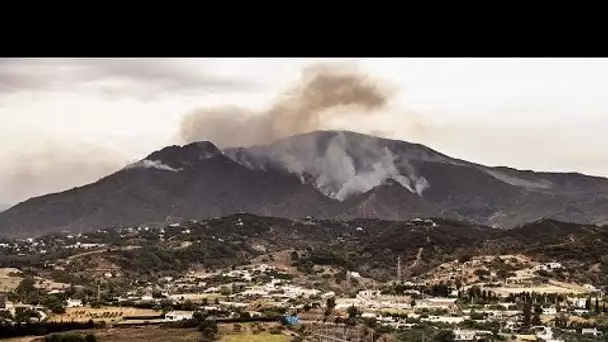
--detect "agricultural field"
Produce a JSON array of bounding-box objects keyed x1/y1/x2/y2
[
  {"x1": 48, "y1": 306, "x2": 161, "y2": 323},
  {"x1": 0, "y1": 267, "x2": 22, "y2": 291},
  {"x1": 2, "y1": 325, "x2": 299, "y2": 342},
  {"x1": 0, "y1": 267, "x2": 71, "y2": 292}
]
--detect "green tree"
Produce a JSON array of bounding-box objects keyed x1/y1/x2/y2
[
  {"x1": 220, "y1": 286, "x2": 231, "y2": 296},
  {"x1": 347, "y1": 305, "x2": 360, "y2": 320},
  {"x1": 532, "y1": 305, "x2": 542, "y2": 326},
  {"x1": 522, "y1": 302, "x2": 532, "y2": 328},
  {"x1": 595, "y1": 298, "x2": 600, "y2": 313},
  {"x1": 326, "y1": 297, "x2": 336, "y2": 310},
  {"x1": 0, "y1": 309, "x2": 13, "y2": 321},
  {"x1": 182, "y1": 299, "x2": 196, "y2": 311},
  {"x1": 16, "y1": 277, "x2": 37, "y2": 302},
  {"x1": 45, "y1": 334, "x2": 63, "y2": 342},
  {"x1": 85, "y1": 334, "x2": 98, "y2": 342},
  {"x1": 433, "y1": 329, "x2": 455, "y2": 342},
  {"x1": 199, "y1": 319, "x2": 218, "y2": 342},
  {"x1": 45, "y1": 296, "x2": 66, "y2": 314},
  {"x1": 14, "y1": 307, "x2": 40, "y2": 323}
]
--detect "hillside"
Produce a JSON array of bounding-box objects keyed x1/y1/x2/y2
[
  {"x1": 3, "y1": 130, "x2": 608, "y2": 236},
  {"x1": 2, "y1": 214, "x2": 608, "y2": 289}
]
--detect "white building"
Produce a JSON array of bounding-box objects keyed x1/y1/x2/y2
[
  {"x1": 66, "y1": 299, "x2": 83, "y2": 308},
  {"x1": 583, "y1": 284, "x2": 599, "y2": 292},
  {"x1": 416, "y1": 297, "x2": 457, "y2": 310},
  {"x1": 569, "y1": 297, "x2": 588, "y2": 309},
  {"x1": 357, "y1": 290, "x2": 380, "y2": 299},
  {"x1": 581, "y1": 327, "x2": 602, "y2": 337},
  {"x1": 423, "y1": 316, "x2": 466, "y2": 324},
  {"x1": 542, "y1": 307, "x2": 557, "y2": 315},
  {"x1": 348, "y1": 271, "x2": 362, "y2": 279},
  {"x1": 322, "y1": 292, "x2": 336, "y2": 299},
  {"x1": 453, "y1": 329, "x2": 493, "y2": 341},
  {"x1": 165, "y1": 310, "x2": 195, "y2": 322}
]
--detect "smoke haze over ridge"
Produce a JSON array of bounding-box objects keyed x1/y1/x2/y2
[{"x1": 179, "y1": 64, "x2": 408, "y2": 147}]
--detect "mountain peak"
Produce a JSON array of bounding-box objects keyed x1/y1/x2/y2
[{"x1": 134, "y1": 141, "x2": 222, "y2": 171}]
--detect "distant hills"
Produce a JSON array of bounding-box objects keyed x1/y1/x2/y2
[
  {"x1": 6, "y1": 214, "x2": 605, "y2": 286},
  {"x1": 2, "y1": 130, "x2": 608, "y2": 237}
]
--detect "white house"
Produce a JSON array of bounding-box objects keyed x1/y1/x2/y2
[
  {"x1": 357, "y1": 290, "x2": 380, "y2": 299},
  {"x1": 569, "y1": 297, "x2": 588, "y2": 309},
  {"x1": 423, "y1": 316, "x2": 465, "y2": 324},
  {"x1": 453, "y1": 329, "x2": 492, "y2": 341},
  {"x1": 322, "y1": 292, "x2": 336, "y2": 299},
  {"x1": 66, "y1": 299, "x2": 83, "y2": 308},
  {"x1": 361, "y1": 312, "x2": 378, "y2": 319},
  {"x1": 453, "y1": 329, "x2": 476, "y2": 341},
  {"x1": 583, "y1": 284, "x2": 599, "y2": 292},
  {"x1": 165, "y1": 310, "x2": 195, "y2": 322},
  {"x1": 581, "y1": 327, "x2": 602, "y2": 337},
  {"x1": 542, "y1": 307, "x2": 557, "y2": 315},
  {"x1": 348, "y1": 271, "x2": 362, "y2": 279},
  {"x1": 416, "y1": 297, "x2": 457, "y2": 310}
]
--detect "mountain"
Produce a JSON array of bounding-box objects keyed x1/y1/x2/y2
[
  {"x1": 0, "y1": 205, "x2": 9, "y2": 213},
  {"x1": 2, "y1": 130, "x2": 608, "y2": 237}
]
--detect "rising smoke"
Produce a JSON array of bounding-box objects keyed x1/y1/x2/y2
[
  {"x1": 179, "y1": 64, "x2": 430, "y2": 200},
  {"x1": 254, "y1": 131, "x2": 431, "y2": 200},
  {"x1": 179, "y1": 64, "x2": 393, "y2": 147}
]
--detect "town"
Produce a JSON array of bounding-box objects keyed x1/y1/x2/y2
[{"x1": 1, "y1": 219, "x2": 608, "y2": 342}]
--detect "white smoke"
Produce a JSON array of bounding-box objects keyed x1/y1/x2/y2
[
  {"x1": 267, "y1": 132, "x2": 430, "y2": 200},
  {"x1": 126, "y1": 159, "x2": 182, "y2": 172}
]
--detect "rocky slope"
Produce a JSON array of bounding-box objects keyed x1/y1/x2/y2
[{"x1": 2, "y1": 130, "x2": 608, "y2": 237}]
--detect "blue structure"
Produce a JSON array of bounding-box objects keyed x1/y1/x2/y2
[{"x1": 283, "y1": 314, "x2": 299, "y2": 325}]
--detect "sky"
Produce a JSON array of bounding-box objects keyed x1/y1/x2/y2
[{"x1": 1, "y1": 58, "x2": 608, "y2": 205}]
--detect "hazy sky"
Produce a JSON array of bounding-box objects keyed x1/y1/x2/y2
[{"x1": 2, "y1": 58, "x2": 608, "y2": 205}]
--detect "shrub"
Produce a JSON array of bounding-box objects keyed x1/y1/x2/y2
[{"x1": 269, "y1": 327, "x2": 282, "y2": 335}]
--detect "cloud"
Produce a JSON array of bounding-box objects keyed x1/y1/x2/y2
[{"x1": 0, "y1": 58, "x2": 255, "y2": 100}]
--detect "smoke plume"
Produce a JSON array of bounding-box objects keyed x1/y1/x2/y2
[
  {"x1": 257, "y1": 131, "x2": 431, "y2": 200},
  {"x1": 179, "y1": 64, "x2": 392, "y2": 147},
  {"x1": 181, "y1": 63, "x2": 431, "y2": 200}
]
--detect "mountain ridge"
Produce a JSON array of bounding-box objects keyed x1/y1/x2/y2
[{"x1": 3, "y1": 130, "x2": 608, "y2": 237}]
